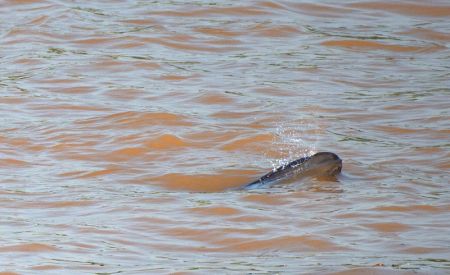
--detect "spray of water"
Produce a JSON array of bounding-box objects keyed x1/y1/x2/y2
[{"x1": 267, "y1": 121, "x2": 318, "y2": 171}]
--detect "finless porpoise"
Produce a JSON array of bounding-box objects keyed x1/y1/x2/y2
[{"x1": 241, "y1": 152, "x2": 342, "y2": 190}]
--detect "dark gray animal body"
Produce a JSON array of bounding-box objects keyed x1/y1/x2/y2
[{"x1": 242, "y1": 152, "x2": 342, "y2": 190}]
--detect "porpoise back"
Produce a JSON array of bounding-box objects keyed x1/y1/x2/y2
[{"x1": 241, "y1": 152, "x2": 342, "y2": 190}]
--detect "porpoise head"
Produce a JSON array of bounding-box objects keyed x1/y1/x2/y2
[{"x1": 305, "y1": 152, "x2": 342, "y2": 177}]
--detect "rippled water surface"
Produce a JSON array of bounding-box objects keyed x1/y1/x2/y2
[{"x1": 1, "y1": 0, "x2": 449, "y2": 274}]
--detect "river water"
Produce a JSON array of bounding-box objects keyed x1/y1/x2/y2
[{"x1": 0, "y1": 0, "x2": 449, "y2": 274}]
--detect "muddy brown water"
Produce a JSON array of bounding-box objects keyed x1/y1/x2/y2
[{"x1": 0, "y1": 0, "x2": 449, "y2": 274}]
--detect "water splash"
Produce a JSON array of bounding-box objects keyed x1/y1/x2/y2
[{"x1": 267, "y1": 122, "x2": 317, "y2": 171}]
